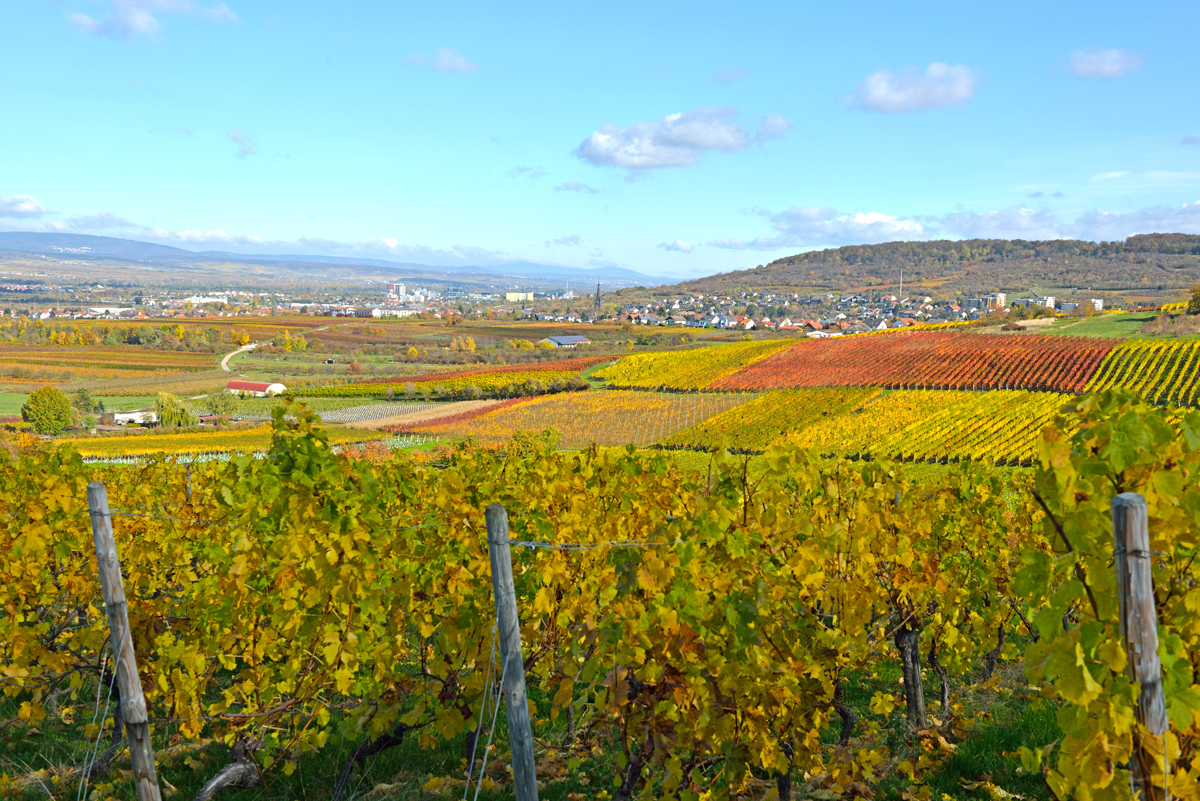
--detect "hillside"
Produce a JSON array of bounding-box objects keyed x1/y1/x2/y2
[{"x1": 670, "y1": 234, "x2": 1200, "y2": 300}]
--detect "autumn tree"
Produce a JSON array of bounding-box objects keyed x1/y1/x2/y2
[
  {"x1": 1188, "y1": 283, "x2": 1200, "y2": 315},
  {"x1": 155, "y1": 392, "x2": 198, "y2": 427},
  {"x1": 21, "y1": 386, "x2": 74, "y2": 434},
  {"x1": 200, "y1": 387, "x2": 238, "y2": 417}
]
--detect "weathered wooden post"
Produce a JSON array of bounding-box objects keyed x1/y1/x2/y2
[
  {"x1": 485, "y1": 504, "x2": 539, "y2": 801},
  {"x1": 87, "y1": 482, "x2": 163, "y2": 801},
  {"x1": 1111, "y1": 492, "x2": 1169, "y2": 801}
]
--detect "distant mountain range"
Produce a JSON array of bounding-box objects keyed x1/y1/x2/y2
[{"x1": 0, "y1": 232, "x2": 676, "y2": 290}]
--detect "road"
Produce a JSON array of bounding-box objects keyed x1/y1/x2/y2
[
  {"x1": 220, "y1": 343, "x2": 258, "y2": 372},
  {"x1": 220, "y1": 326, "x2": 327, "y2": 372}
]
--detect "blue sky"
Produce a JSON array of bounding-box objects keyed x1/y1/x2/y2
[{"x1": 1, "y1": 0, "x2": 1198, "y2": 279}]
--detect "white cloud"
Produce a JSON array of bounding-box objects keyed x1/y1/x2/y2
[
  {"x1": 756, "y1": 114, "x2": 791, "y2": 142},
  {"x1": 226, "y1": 130, "x2": 257, "y2": 159},
  {"x1": 713, "y1": 67, "x2": 748, "y2": 84},
  {"x1": 0, "y1": 195, "x2": 51, "y2": 218},
  {"x1": 1144, "y1": 171, "x2": 1200, "y2": 183},
  {"x1": 68, "y1": 212, "x2": 138, "y2": 229},
  {"x1": 554, "y1": 182, "x2": 599, "y2": 194},
  {"x1": 1072, "y1": 202, "x2": 1200, "y2": 241},
  {"x1": 712, "y1": 207, "x2": 926, "y2": 249},
  {"x1": 1091, "y1": 171, "x2": 1129, "y2": 181},
  {"x1": 660, "y1": 240, "x2": 695, "y2": 253},
  {"x1": 69, "y1": 0, "x2": 238, "y2": 40},
  {"x1": 938, "y1": 207, "x2": 1068, "y2": 240},
  {"x1": 1181, "y1": 136, "x2": 1199, "y2": 146},
  {"x1": 124, "y1": 226, "x2": 259, "y2": 246},
  {"x1": 553, "y1": 234, "x2": 581, "y2": 247},
  {"x1": 707, "y1": 200, "x2": 1200, "y2": 251},
  {"x1": 1069, "y1": 48, "x2": 1141, "y2": 79},
  {"x1": 506, "y1": 165, "x2": 547, "y2": 179},
  {"x1": 851, "y1": 63, "x2": 978, "y2": 113},
  {"x1": 575, "y1": 106, "x2": 788, "y2": 171},
  {"x1": 146, "y1": 227, "x2": 234, "y2": 243},
  {"x1": 403, "y1": 48, "x2": 478, "y2": 73}
]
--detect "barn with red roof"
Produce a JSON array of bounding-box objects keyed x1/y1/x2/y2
[{"x1": 226, "y1": 380, "x2": 287, "y2": 397}]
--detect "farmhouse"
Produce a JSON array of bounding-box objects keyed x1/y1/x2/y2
[
  {"x1": 538, "y1": 335, "x2": 591, "y2": 349},
  {"x1": 113, "y1": 410, "x2": 157, "y2": 425},
  {"x1": 227, "y1": 380, "x2": 287, "y2": 397}
]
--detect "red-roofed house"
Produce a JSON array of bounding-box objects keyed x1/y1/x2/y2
[{"x1": 227, "y1": 380, "x2": 287, "y2": 397}]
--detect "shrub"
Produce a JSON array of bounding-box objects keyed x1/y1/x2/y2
[{"x1": 21, "y1": 386, "x2": 74, "y2": 434}]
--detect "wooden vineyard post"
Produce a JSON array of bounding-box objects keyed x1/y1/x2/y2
[
  {"x1": 87, "y1": 482, "x2": 164, "y2": 801},
  {"x1": 485, "y1": 504, "x2": 539, "y2": 801},
  {"x1": 1111, "y1": 492, "x2": 1169, "y2": 801}
]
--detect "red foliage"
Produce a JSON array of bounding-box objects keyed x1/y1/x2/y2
[
  {"x1": 363, "y1": 355, "x2": 611, "y2": 385},
  {"x1": 712, "y1": 332, "x2": 1117, "y2": 393}
]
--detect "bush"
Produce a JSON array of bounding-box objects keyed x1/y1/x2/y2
[{"x1": 21, "y1": 386, "x2": 74, "y2": 434}]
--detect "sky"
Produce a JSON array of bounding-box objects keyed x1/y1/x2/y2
[{"x1": 1, "y1": 0, "x2": 1198, "y2": 280}]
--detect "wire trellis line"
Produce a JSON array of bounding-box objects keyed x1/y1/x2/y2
[{"x1": 510, "y1": 538, "x2": 689, "y2": 551}]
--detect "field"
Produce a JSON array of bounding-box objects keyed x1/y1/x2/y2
[
  {"x1": 405, "y1": 390, "x2": 751, "y2": 447},
  {"x1": 295, "y1": 356, "x2": 614, "y2": 398},
  {"x1": 660, "y1": 387, "x2": 882, "y2": 451},
  {"x1": 55, "y1": 423, "x2": 383, "y2": 458},
  {"x1": 1083, "y1": 338, "x2": 1200, "y2": 405},
  {"x1": 597, "y1": 339, "x2": 791, "y2": 389},
  {"x1": 0, "y1": 392, "x2": 27, "y2": 416},
  {"x1": 1046, "y1": 310, "x2": 1160, "y2": 338},
  {"x1": 232, "y1": 397, "x2": 441, "y2": 423},
  {"x1": 786, "y1": 389, "x2": 1068, "y2": 465},
  {"x1": 710, "y1": 332, "x2": 1115, "y2": 392},
  {"x1": 0, "y1": 316, "x2": 332, "y2": 390},
  {"x1": 0, "y1": 344, "x2": 216, "y2": 389}
]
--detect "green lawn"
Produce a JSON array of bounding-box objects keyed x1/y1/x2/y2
[
  {"x1": 0, "y1": 393, "x2": 160, "y2": 417},
  {"x1": 99, "y1": 395, "x2": 160, "y2": 412},
  {"x1": 1045, "y1": 311, "x2": 1158, "y2": 338},
  {"x1": 0, "y1": 392, "x2": 27, "y2": 416}
]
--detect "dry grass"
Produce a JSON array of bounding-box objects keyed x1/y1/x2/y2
[{"x1": 1140, "y1": 312, "x2": 1200, "y2": 337}]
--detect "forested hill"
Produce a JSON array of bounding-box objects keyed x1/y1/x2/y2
[{"x1": 674, "y1": 234, "x2": 1200, "y2": 299}]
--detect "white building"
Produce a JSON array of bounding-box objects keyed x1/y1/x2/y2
[{"x1": 114, "y1": 410, "x2": 157, "y2": 425}]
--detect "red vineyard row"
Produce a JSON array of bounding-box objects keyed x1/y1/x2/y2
[{"x1": 711, "y1": 332, "x2": 1118, "y2": 393}]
